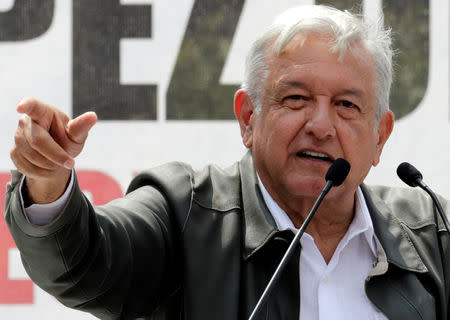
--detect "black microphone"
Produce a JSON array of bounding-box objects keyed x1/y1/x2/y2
[
  {"x1": 326, "y1": 158, "x2": 351, "y2": 187},
  {"x1": 396, "y1": 162, "x2": 424, "y2": 187},
  {"x1": 397, "y1": 162, "x2": 450, "y2": 235},
  {"x1": 248, "y1": 158, "x2": 351, "y2": 320}
]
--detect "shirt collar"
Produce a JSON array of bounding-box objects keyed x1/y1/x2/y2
[{"x1": 257, "y1": 175, "x2": 377, "y2": 257}]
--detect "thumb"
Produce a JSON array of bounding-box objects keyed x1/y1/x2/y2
[{"x1": 67, "y1": 111, "x2": 98, "y2": 144}]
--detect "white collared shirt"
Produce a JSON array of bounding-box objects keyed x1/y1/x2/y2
[{"x1": 258, "y1": 177, "x2": 387, "y2": 320}]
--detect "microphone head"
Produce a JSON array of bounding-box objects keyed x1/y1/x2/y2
[
  {"x1": 326, "y1": 158, "x2": 351, "y2": 186},
  {"x1": 397, "y1": 162, "x2": 423, "y2": 187}
]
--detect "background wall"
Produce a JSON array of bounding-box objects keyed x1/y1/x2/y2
[{"x1": 0, "y1": 0, "x2": 446, "y2": 318}]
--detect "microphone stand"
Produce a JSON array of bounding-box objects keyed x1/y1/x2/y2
[
  {"x1": 416, "y1": 180, "x2": 450, "y2": 235},
  {"x1": 397, "y1": 162, "x2": 450, "y2": 235},
  {"x1": 248, "y1": 180, "x2": 333, "y2": 320}
]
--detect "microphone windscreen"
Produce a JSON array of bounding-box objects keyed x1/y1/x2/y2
[
  {"x1": 326, "y1": 158, "x2": 350, "y2": 186},
  {"x1": 397, "y1": 162, "x2": 423, "y2": 187}
]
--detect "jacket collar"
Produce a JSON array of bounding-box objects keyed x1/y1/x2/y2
[
  {"x1": 239, "y1": 151, "x2": 280, "y2": 259},
  {"x1": 238, "y1": 151, "x2": 428, "y2": 273},
  {"x1": 361, "y1": 184, "x2": 428, "y2": 273}
]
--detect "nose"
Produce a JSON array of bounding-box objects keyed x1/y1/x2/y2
[{"x1": 304, "y1": 99, "x2": 336, "y2": 140}]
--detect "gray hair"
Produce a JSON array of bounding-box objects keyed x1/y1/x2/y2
[{"x1": 241, "y1": 5, "x2": 393, "y2": 125}]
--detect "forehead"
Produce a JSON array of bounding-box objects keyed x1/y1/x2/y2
[{"x1": 265, "y1": 34, "x2": 376, "y2": 96}]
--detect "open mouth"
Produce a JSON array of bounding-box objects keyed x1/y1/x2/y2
[{"x1": 297, "y1": 150, "x2": 333, "y2": 162}]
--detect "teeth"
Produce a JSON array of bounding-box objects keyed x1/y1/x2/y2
[{"x1": 302, "y1": 151, "x2": 330, "y2": 159}]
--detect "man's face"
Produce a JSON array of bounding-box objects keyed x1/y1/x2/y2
[{"x1": 236, "y1": 34, "x2": 393, "y2": 208}]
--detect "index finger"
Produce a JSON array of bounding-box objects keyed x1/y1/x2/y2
[
  {"x1": 23, "y1": 118, "x2": 75, "y2": 170},
  {"x1": 16, "y1": 97, "x2": 54, "y2": 124}
]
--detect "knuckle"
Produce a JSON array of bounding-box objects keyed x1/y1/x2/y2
[
  {"x1": 14, "y1": 130, "x2": 22, "y2": 144},
  {"x1": 29, "y1": 132, "x2": 45, "y2": 148},
  {"x1": 60, "y1": 113, "x2": 70, "y2": 124},
  {"x1": 14, "y1": 128, "x2": 26, "y2": 145},
  {"x1": 45, "y1": 160, "x2": 58, "y2": 170}
]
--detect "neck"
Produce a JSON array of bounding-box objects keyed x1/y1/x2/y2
[{"x1": 282, "y1": 190, "x2": 356, "y2": 263}]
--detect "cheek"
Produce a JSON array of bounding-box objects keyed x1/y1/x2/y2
[
  {"x1": 252, "y1": 112, "x2": 301, "y2": 167},
  {"x1": 256, "y1": 111, "x2": 289, "y2": 143},
  {"x1": 338, "y1": 122, "x2": 378, "y2": 163},
  {"x1": 272, "y1": 109, "x2": 308, "y2": 139}
]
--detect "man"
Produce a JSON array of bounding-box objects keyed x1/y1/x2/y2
[{"x1": 5, "y1": 5, "x2": 450, "y2": 320}]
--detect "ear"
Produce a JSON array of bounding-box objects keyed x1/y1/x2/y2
[
  {"x1": 234, "y1": 89, "x2": 255, "y2": 148},
  {"x1": 372, "y1": 110, "x2": 394, "y2": 166}
]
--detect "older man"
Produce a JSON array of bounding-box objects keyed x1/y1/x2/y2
[{"x1": 5, "y1": 5, "x2": 450, "y2": 320}]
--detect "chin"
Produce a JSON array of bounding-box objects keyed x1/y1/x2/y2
[{"x1": 286, "y1": 177, "x2": 327, "y2": 198}]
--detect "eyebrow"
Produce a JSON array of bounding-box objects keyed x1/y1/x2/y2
[
  {"x1": 275, "y1": 80, "x2": 309, "y2": 92},
  {"x1": 337, "y1": 88, "x2": 365, "y2": 99},
  {"x1": 275, "y1": 80, "x2": 365, "y2": 99}
]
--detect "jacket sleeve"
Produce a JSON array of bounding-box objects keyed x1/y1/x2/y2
[{"x1": 4, "y1": 163, "x2": 193, "y2": 319}]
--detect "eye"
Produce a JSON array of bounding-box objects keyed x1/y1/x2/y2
[
  {"x1": 282, "y1": 95, "x2": 309, "y2": 110},
  {"x1": 337, "y1": 100, "x2": 359, "y2": 110},
  {"x1": 340, "y1": 100, "x2": 355, "y2": 108},
  {"x1": 286, "y1": 95, "x2": 306, "y2": 101},
  {"x1": 335, "y1": 99, "x2": 361, "y2": 119}
]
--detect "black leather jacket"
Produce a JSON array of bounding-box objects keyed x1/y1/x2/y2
[{"x1": 5, "y1": 152, "x2": 450, "y2": 319}]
